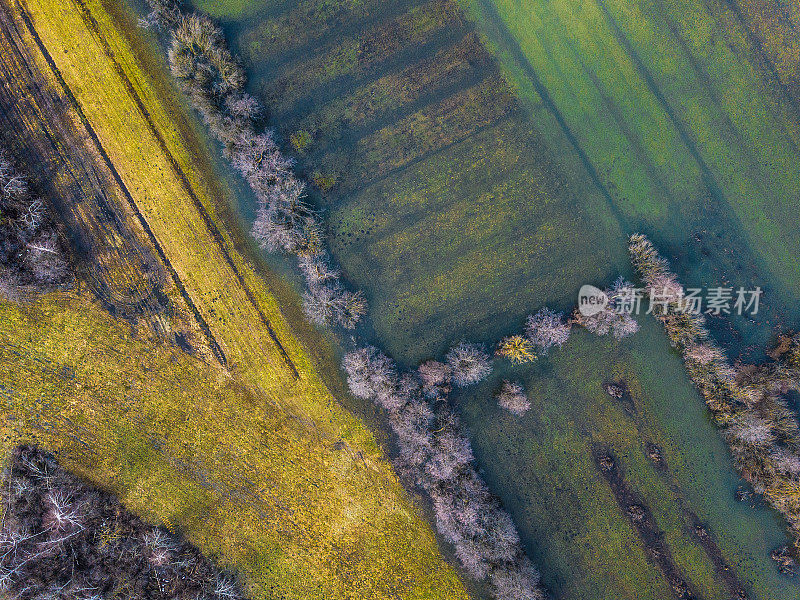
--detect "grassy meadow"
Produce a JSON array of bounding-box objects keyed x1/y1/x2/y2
[
  {"x1": 190, "y1": 0, "x2": 628, "y2": 365},
  {"x1": 463, "y1": 0, "x2": 800, "y2": 353},
  {"x1": 460, "y1": 320, "x2": 794, "y2": 599},
  {"x1": 169, "y1": 0, "x2": 800, "y2": 598},
  {"x1": 1, "y1": 0, "x2": 471, "y2": 597},
  {"x1": 0, "y1": 290, "x2": 467, "y2": 599}
]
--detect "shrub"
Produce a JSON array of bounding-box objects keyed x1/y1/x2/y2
[
  {"x1": 525, "y1": 308, "x2": 570, "y2": 352},
  {"x1": 142, "y1": 0, "x2": 183, "y2": 29},
  {"x1": 302, "y1": 284, "x2": 339, "y2": 326},
  {"x1": 495, "y1": 381, "x2": 530, "y2": 416},
  {"x1": 25, "y1": 233, "x2": 68, "y2": 284},
  {"x1": 169, "y1": 14, "x2": 245, "y2": 96},
  {"x1": 490, "y1": 559, "x2": 544, "y2": 600},
  {"x1": 229, "y1": 131, "x2": 292, "y2": 183},
  {"x1": 289, "y1": 130, "x2": 312, "y2": 153},
  {"x1": 342, "y1": 347, "x2": 399, "y2": 409},
  {"x1": 496, "y1": 335, "x2": 536, "y2": 364},
  {"x1": 446, "y1": 342, "x2": 492, "y2": 387},
  {"x1": 335, "y1": 289, "x2": 367, "y2": 329},
  {"x1": 303, "y1": 284, "x2": 366, "y2": 329},
  {"x1": 418, "y1": 360, "x2": 452, "y2": 398},
  {"x1": 0, "y1": 445, "x2": 244, "y2": 600},
  {"x1": 575, "y1": 278, "x2": 639, "y2": 339}
]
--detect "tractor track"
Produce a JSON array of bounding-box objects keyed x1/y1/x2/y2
[
  {"x1": 67, "y1": 0, "x2": 299, "y2": 379},
  {"x1": 3, "y1": 0, "x2": 229, "y2": 367}
]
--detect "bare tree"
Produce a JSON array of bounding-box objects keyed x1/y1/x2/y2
[
  {"x1": 335, "y1": 289, "x2": 367, "y2": 329},
  {"x1": 576, "y1": 278, "x2": 638, "y2": 339},
  {"x1": 143, "y1": 0, "x2": 183, "y2": 29},
  {"x1": 525, "y1": 308, "x2": 570, "y2": 352},
  {"x1": 0, "y1": 144, "x2": 68, "y2": 288},
  {"x1": 495, "y1": 381, "x2": 530, "y2": 416},
  {"x1": 0, "y1": 445, "x2": 245, "y2": 600},
  {"x1": 25, "y1": 233, "x2": 67, "y2": 284},
  {"x1": 446, "y1": 342, "x2": 492, "y2": 387},
  {"x1": 343, "y1": 348, "x2": 546, "y2": 600},
  {"x1": 418, "y1": 360, "x2": 452, "y2": 398}
]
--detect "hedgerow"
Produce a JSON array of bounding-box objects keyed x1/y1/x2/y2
[{"x1": 629, "y1": 233, "x2": 800, "y2": 557}]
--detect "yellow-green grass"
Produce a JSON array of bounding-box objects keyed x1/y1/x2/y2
[
  {"x1": 253, "y1": 0, "x2": 466, "y2": 111},
  {"x1": 23, "y1": 0, "x2": 336, "y2": 428},
  {"x1": 132, "y1": 1, "x2": 799, "y2": 597},
  {"x1": 329, "y1": 116, "x2": 622, "y2": 362},
  {"x1": 734, "y1": 0, "x2": 800, "y2": 106},
  {"x1": 0, "y1": 291, "x2": 467, "y2": 599},
  {"x1": 4, "y1": 0, "x2": 469, "y2": 597}
]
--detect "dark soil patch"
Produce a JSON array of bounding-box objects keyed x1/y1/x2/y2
[{"x1": 593, "y1": 443, "x2": 703, "y2": 600}]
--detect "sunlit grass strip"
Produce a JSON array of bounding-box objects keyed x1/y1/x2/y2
[{"x1": 4, "y1": 0, "x2": 470, "y2": 596}]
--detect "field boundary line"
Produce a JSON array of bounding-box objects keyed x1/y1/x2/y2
[
  {"x1": 10, "y1": 0, "x2": 230, "y2": 367},
  {"x1": 70, "y1": 0, "x2": 300, "y2": 379}
]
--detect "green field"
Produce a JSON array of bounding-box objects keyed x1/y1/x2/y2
[
  {"x1": 161, "y1": 0, "x2": 800, "y2": 597},
  {"x1": 462, "y1": 0, "x2": 800, "y2": 350},
  {"x1": 0, "y1": 1, "x2": 471, "y2": 597},
  {"x1": 190, "y1": 0, "x2": 627, "y2": 365}
]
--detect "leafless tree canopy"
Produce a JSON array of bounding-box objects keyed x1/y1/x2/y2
[
  {"x1": 0, "y1": 446, "x2": 245, "y2": 600},
  {"x1": 148, "y1": 0, "x2": 366, "y2": 330},
  {"x1": 525, "y1": 308, "x2": 571, "y2": 352},
  {"x1": 446, "y1": 342, "x2": 492, "y2": 387},
  {"x1": 495, "y1": 381, "x2": 531, "y2": 416},
  {"x1": 575, "y1": 277, "x2": 639, "y2": 339},
  {"x1": 0, "y1": 148, "x2": 68, "y2": 294},
  {"x1": 343, "y1": 348, "x2": 545, "y2": 600}
]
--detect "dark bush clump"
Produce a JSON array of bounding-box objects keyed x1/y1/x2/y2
[
  {"x1": 0, "y1": 445, "x2": 245, "y2": 599},
  {"x1": 0, "y1": 147, "x2": 68, "y2": 294}
]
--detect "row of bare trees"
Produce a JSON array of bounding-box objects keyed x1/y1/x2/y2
[
  {"x1": 0, "y1": 445, "x2": 245, "y2": 600},
  {"x1": 0, "y1": 145, "x2": 67, "y2": 297},
  {"x1": 344, "y1": 346, "x2": 544, "y2": 600},
  {"x1": 493, "y1": 300, "x2": 638, "y2": 415},
  {"x1": 145, "y1": 0, "x2": 366, "y2": 330},
  {"x1": 142, "y1": 2, "x2": 642, "y2": 595},
  {"x1": 629, "y1": 233, "x2": 800, "y2": 560}
]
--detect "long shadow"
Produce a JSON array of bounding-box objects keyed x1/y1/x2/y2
[
  {"x1": 266, "y1": 23, "x2": 474, "y2": 127},
  {"x1": 9, "y1": 0, "x2": 230, "y2": 368},
  {"x1": 71, "y1": 0, "x2": 302, "y2": 378},
  {"x1": 303, "y1": 63, "x2": 498, "y2": 168},
  {"x1": 472, "y1": 0, "x2": 630, "y2": 233},
  {"x1": 718, "y1": 0, "x2": 800, "y2": 123},
  {"x1": 231, "y1": 0, "x2": 431, "y2": 81},
  {"x1": 594, "y1": 0, "x2": 730, "y2": 210}
]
